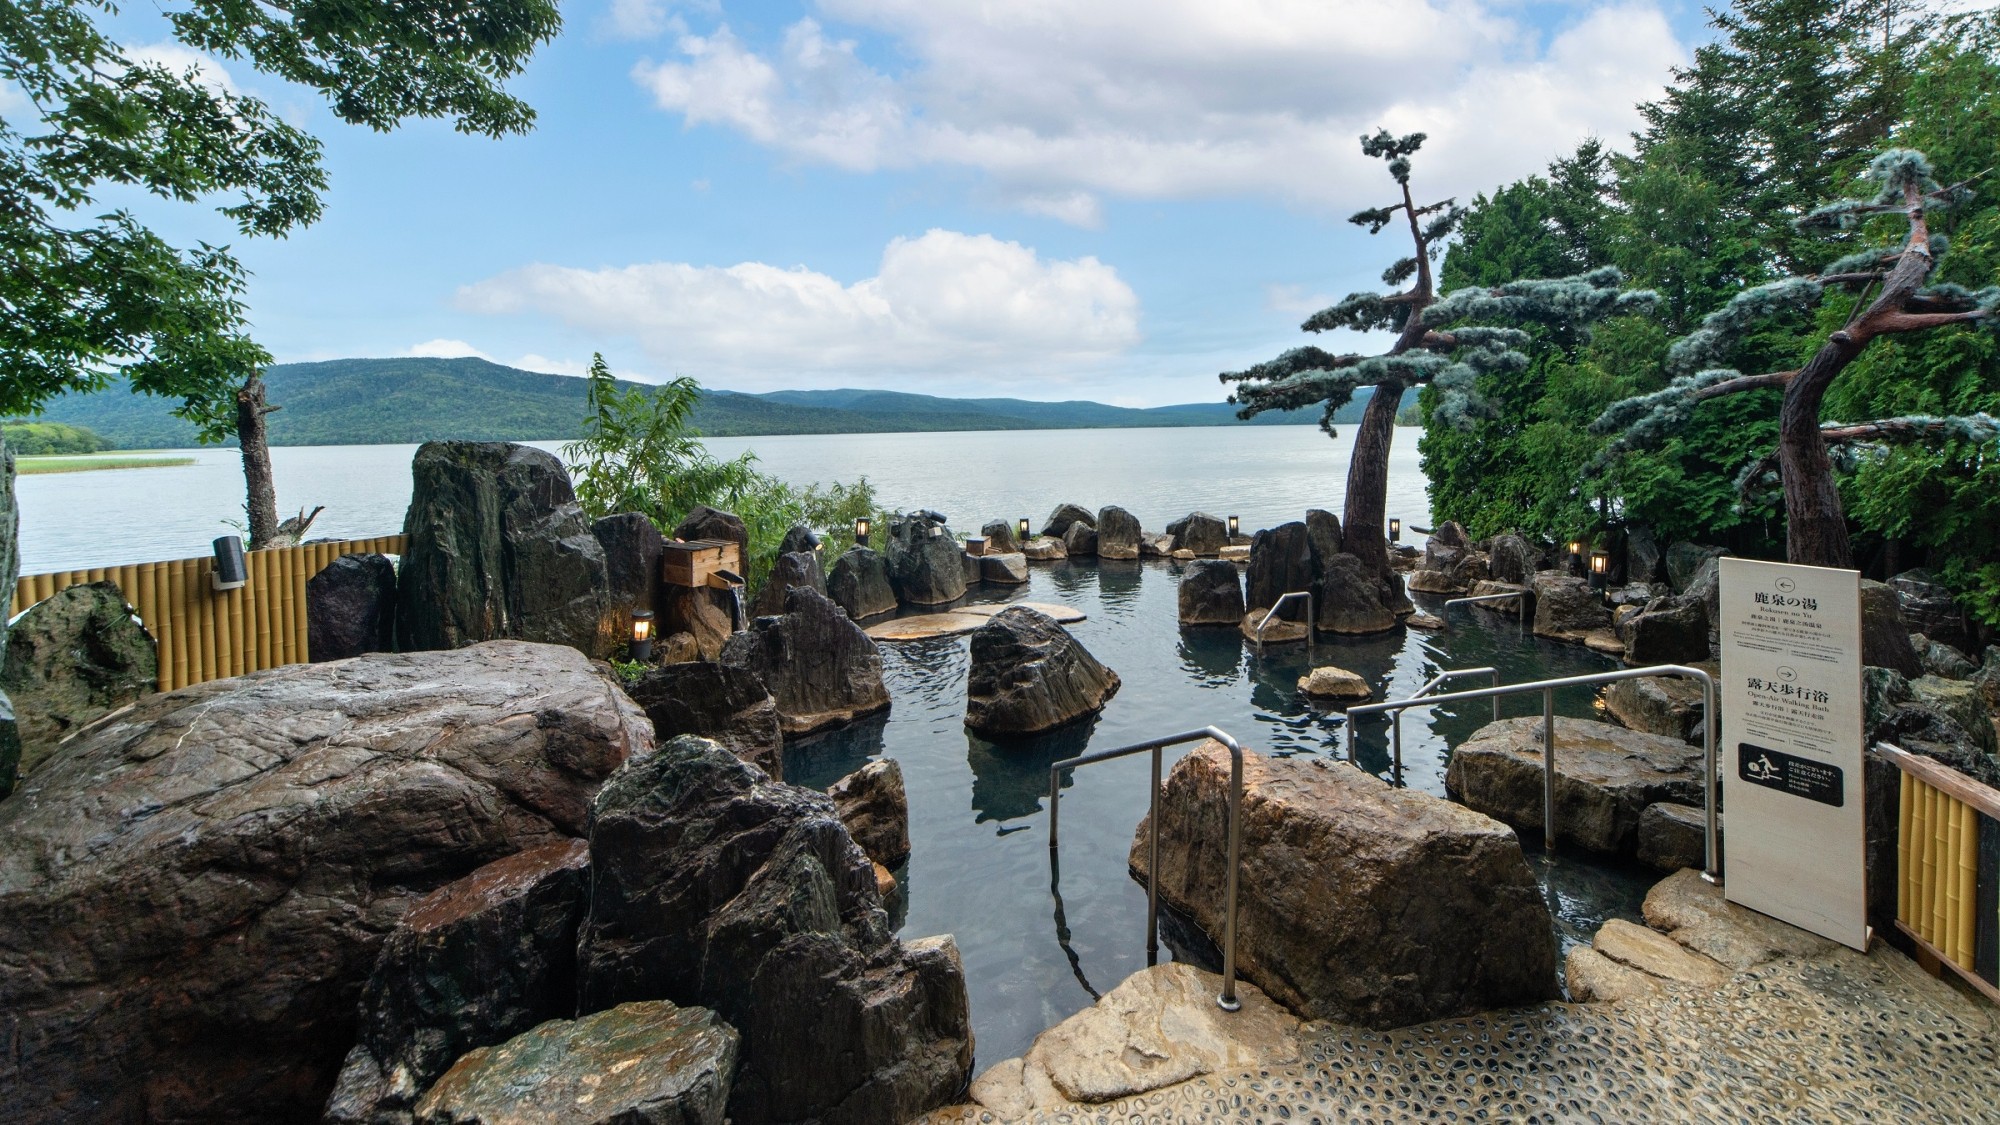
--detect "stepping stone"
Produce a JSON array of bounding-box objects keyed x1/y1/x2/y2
[
  {"x1": 1591, "y1": 919, "x2": 1730, "y2": 987},
  {"x1": 1241, "y1": 611, "x2": 1309, "y2": 644},
  {"x1": 961, "y1": 601, "x2": 1086, "y2": 624},
  {"x1": 864, "y1": 613, "x2": 990, "y2": 641},
  {"x1": 1298, "y1": 666, "x2": 1371, "y2": 701},
  {"x1": 1564, "y1": 945, "x2": 1664, "y2": 1003}
]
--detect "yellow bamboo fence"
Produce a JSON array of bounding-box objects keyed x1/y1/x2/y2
[
  {"x1": 1882, "y1": 742, "x2": 2000, "y2": 1003},
  {"x1": 10, "y1": 536, "x2": 405, "y2": 693}
]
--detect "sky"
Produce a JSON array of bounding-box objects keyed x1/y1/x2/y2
[{"x1": 110, "y1": 0, "x2": 1712, "y2": 407}]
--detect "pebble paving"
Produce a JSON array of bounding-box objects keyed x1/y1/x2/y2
[{"x1": 922, "y1": 946, "x2": 2000, "y2": 1123}]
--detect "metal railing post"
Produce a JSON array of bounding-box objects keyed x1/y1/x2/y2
[
  {"x1": 1147, "y1": 745, "x2": 1161, "y2": 963},
  {"x1": 1253, "y1": 590, "x2": 1313, "y2": 649},
  {"x1": 1542, "y1": 687, "x2": 1557, "y2": 851},
  {"x1": 1347, "y1": 666, "x2": 1498, "y2": 784},
  {"x1": 1440, "y1": 591, "x2": 1530, "y2": 633},
  {"x1": 1219, "y1": 732, "x2": 1243, "y2": 1012},
  {"x1": 1700, "y1": 671, "x2": 1720, "y2": 885}
]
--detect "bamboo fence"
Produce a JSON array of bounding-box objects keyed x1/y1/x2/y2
[
  {"x1": 1886, "y1": 743, "x2": 2000, "y2": 1002},
  {"x1": 10, "y1": 536, "x2": 405, "y2": 692}
]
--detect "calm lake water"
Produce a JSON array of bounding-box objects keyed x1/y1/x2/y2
[{"x1": 13, "y1": 425, "x2": 1649, "y2": 1068}]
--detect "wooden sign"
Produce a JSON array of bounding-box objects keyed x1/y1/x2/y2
[{"x1": 1719, "y1": 557, "x2": 1869, "y2": 950}]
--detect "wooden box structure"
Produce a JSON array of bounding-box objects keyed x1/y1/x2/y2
[{"x1": 662, "y1": 539, "x2": 744, "y2": 589}]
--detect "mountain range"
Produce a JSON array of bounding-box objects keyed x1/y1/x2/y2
[{"x1": 24, "y1": 357, "x2": 1416, "y2": 449}]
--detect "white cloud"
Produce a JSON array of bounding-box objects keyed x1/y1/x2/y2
[
  {"x1": 632, "y1": 2, "x2": 1685, "y2": 223},
  {"x1": 456, "y1": 229, "x2": 1141, "y2": 388},
  {"x1": 407, "y1": 338, "x2": 492, "y2": 360},
  {"x1": 128, "y1": 43, "x2": 239, "y2": 97},
  {"x1": 405, "y1": 339, "x2": 591, "y2": 378},
  {"x1": 602, "y1": 0, "x2": 685, "y2": 40}
]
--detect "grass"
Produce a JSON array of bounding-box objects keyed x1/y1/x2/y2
[{"x1": 18, "y1": 454, "x2": 197, "y2": 475}]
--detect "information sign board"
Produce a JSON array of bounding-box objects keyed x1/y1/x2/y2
[{"x1": 1719, "y1": 557, "x2": 1869, "y2": 950}]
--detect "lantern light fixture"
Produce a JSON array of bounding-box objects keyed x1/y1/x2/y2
[
  {"x1": 854, "y1": 517, "x2": 870, "y2": 547},
  {"x1": 1388, "y1": 518, "x2": 1402, "y2": 543},
  {"x1": 211, "y1": 535, "x2": 248, "y2": 592},
  {"x1": 1227, "y1": 515, "x2": 1240, "y2": 538},
  {"x1": 1018, "y1": 517, "x2": 1031, "y2": 543},
  {"x1": 1588, "y1": 549, "x2": 1611, "y2": 589},
  {"x1": 629, "y1": 609, "x2": 655, "y2": 662}
]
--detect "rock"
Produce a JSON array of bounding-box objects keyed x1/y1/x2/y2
[
  {"x1": 1603, "y1": 668, "x2": 1710, "y2": 744},
  {"x1": 829, "y1": 758, "x2": 911, "y2": 867},
  {"x1": 0, "y1": 642, "x2": 651, "y2": 1124},
  {"x1": 1915, "y1": 634, "x2": 1979, "y2": 680},
  {"x1": 1911, "y1": 675, "x2": 1999, "y2": 755},
  {"x1": 1241, "y1": 611, "x2": 1310, "y2": 644},
  {"x1": 1861, "y1": 580, "x2": 1923, "y2": 679},
  {"x1": 657, "y1": 584, "x2": 741, "y2": 662},
  {"x1": 625, "y1": 662, "x2": 784, "y2": 781},
  {"x1": 1430, "y1": 520, "x2": 1468, "y2": 549},
  {"x1": 1664, "y1": 542, "x2": 1727, "y2": 593},
  {"x1": 1314, "y1": 551, "x2": 1398, "y2": 635},
  {"x1": 1389, "y1": 543, "x2": 1422, "y2": 572},
  {"x1": 1095, "y1": 506, "x2": 1142, "y2": 559},
  {"x1": 1134, "y1": 745, "x2": 1558, "y2": 1027},
  {"x1": 1486, "y1": 533, "x2": 1539, "y2": 585},
  {"x1": 979, "y1": 551, "x2": 1029, "y2": 584},
  {"x1": 1218, "y1": 543, "x2": 1250, "y2": 562},
  {"x1": 576, "y1": 737, "x2": 973, "y2": 1125},
  {"x1": 412, "y1": 1001, "x2": 738, "y2": 1125},
  {"x1": 308, "y1": 553, "x2": 399, "y2": 662},
  {"x1": 778, "y1": 524, "x2": 821, "y2": 557},
  {"x1": 1061, "y1": 520, "x2": 1098, "y2": 557},
  {"x1": 1564, "y1": 946, "x2": 1663, "y2": 1003},
  {"x1": 1, "y1": 581, "x2": 157, "y2": 775},
  {"x1": 721, "y1": 587, "x2": 889, "y2": 736},
  {"x1": 1626, "y1": 525, "x2": 1666, "y2": 584},
  {"x1": 1169, "y1": 512, "x2": 1227, "y2": 557},
  {"x1": 1891, "y1": 568, "x2": 1974, "y2": 652},
  {"x1": 1178, "y1": 559, "x2": 1245, "y2": 627},
  {"x1": 1138, "y1": 532, "x2": 1175, "y2": 557},
  {"x1": 1863, "y1": 665, "x2": 1915, "y2": 741},
  {"x1": 1245, "y1": 521, "x2": 1313, "y2": 616},
  {"x1": 964, "y1": 607, "x2": 1120, "y2": 736},
  {"x1": 1039, "y1": 503, "x2": 1095, "y2": 540},
  {"x1": 1531, "y1": 573, "x2": 1612, "y2": 642},
  {"x1": 1020, "y1": 535, "x2": 1068, "y2": 561},
  {"x1": 326, "y1": 840, "x2": 592, "y2": 1125},
  {"x1": 592, "y1": 513, "x2": 666, "y2": 617},
  {"x1": 1637, "y1": 802, "x2": 1711, "y2": 872},
  {"x1": 0, "y1": 435, "x2": 15, "y2": 799},
  {"x1": 1642, "y1": 867, "x2": 1836, "y2": 971},
  {"x1": 885, "y1": 514, "x2": 969, "y2": 606},
  {"x1": 1623, "y1": 596, "x2": 1709, "y2": 665},
  {"x1": 1583, "y1": 628, "x2": 1625, "y2": 654},
  {"x1": 960, "y1": 549, "x2": 981, "y2": 587},
  {"x1": 1303, "y1": 509, "x2": 1342, "y2": 571},
  {"x1": 1974, "y1": 647, "x2": 2000, "y2": 713},
  {"x1": 749, "y1": 549, "x2": 827, "y2": 618},
  {"x1": 1406, "y1": 537, "x2": 1489, "y2": 595},
  {"x1": 1407, "y1": 611, "x2": 1444, "y2": 630},
  {"x1": 827, "y1": 546, "x2": 898, "y2": 621},
  {"x1": 400, "y1": 442, "x2": 620, "y2": 658},
  {"x1": 1590, "y1": 919, "x2": 1730, "y2": 987},
  {"x1": 1444, "y1": 717, "x2": 1706, "y2": 855},
  {"x1": 672, "y1": 505, "x2": 749, "y2": 560},
  {"x1": 865, "y1": 612, "x2": 991, "y2": 642},
  {"x1": 1609, "y1": 581, "x2": 1658, "y2": 608},
  {"x1": 1298, "y1": 665, "x2": 1370, "y2": 701},
  {"x1": 980, "y1": 519, "x2": 1019, "y2": 554}
]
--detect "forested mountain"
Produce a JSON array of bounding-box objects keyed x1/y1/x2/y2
[{"x1": 22, "y1": 356, "x2": 1413, "y2": 449}]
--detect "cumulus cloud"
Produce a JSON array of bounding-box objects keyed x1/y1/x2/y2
[
  {"x1": 128, "y1": 42, "x2": 239, "y2": 96},
  {"x1": 631, "y1": 1, "x2": 1684, "y2": 223},
  {"x1": 406, "y1": 339, "x2": 590, "y2": 377},
  {"x1": 407, "y1": 338, "x2": 491, "y2": 360},
  {"x1": 456, "y1": 229, "x2": 1140, "y2": 387}
]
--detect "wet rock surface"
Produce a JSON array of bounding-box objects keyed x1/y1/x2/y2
[
  {"x1": 1095, "y1": 506, "x2": 1142, "y2": 559},
  {"x1": 673, "y1": 505, "x2": 749, "y2": 559},
  {"x1": 1636, "y1": 802, "x2": 1711, "y2": 873},
  {"x1": 827, "y1": 546, "x2": 898, "y2": 620},
  {"x1": 979, "y1": 551, "x2": 1030, "y2": 584},
  {"x1": 1039, "y1": 504, "x2": 1095, "y2": 540},
  {"x1": 1178, "y1": 559, "x2": 1245, "y2": 627},
  {"x1": 1602, "y1": 668, "x2": 1710, "y2": 744},
  {"x1": 1861, "y1": 579, "x2": 1924, "y2": 680},
  {"x1": 1531, "y1": 573, "x2": 1611, "y2": 642},
  {"x1": 1297, "y1": 665, "x2": 1370, "y2": 700},
  {"x1": 1445, "y1": 717, "x2": 1705, "y2": 855},
  {"x1": 750, "y1": 550, "x2": 827, "y2": 618},
  {"x1": 1314, "y1": 552, "x2": 1398, "y2": 635},
  {"x1": 886, "y1": 514, "x2": 970, "y2": 606},
  {"x1": 721, "y1": 587, "x2": 890, "y2": 736},
  {"x1": 1891, "y1": 568, "x2": 1974, "y2": 653},
  {"x1": 980, "y1": 519, "x2": 1019, "y2": 554},
  {"x1": 1665, "y1": 542, "x2": 1727, "y2": 593},
  {"x1": 1169, "y1": 512, "x2": 1228, "y2": 557},
  {"x1": 327, "y1": 839, "x2": 592, "y2": 1125},
  {"x1": 0, "y1": 580, "x2": 157, "y2": 777},
  {"x1": 309, "y1": 553, "x2": 400, "y2": 662},
  {"x1": 576, "y1": 736, "x2": 972, "y2": 1125},
  {"x1": 965, "y1": 607, "x2": 1120, "y2": 736},
  {"x1": 412, "y1": 1001, "x2": 739, "y2": 1125},
  {"x1": 829, "y1": 758, "x2": 911, "y2": 867},
  {"x1": 592, "y1": 513, "x2": 666, "y2": 618},
  {"x1": 1485, "y1": 534, "x2": 1539, "y2": 586},
  {"x1": 1020, "y1": 535, "x2": 1068, "y2": 561},
  {"x1": 1134, "y1": 743, "x2": 1560, "y2": 1028},
  {"x1": 625, "y1": 662, "x2": 784, "y2": 781},
  {"x1": 1245, "y1": 521, "x2": 1313, "y2": 617},
  {"x1": 1061, "y1": 521, "x2": 1098, "y2": 557},
  {"x1": 0, "y1": 641, "x2": 651, "y2": 1124},
  {"x1": 1622, "y1": 596, "x2": 1709, "y2": 665}
]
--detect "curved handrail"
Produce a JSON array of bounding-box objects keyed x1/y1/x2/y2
[
  {"x1": 1440, "y1": 589, "x2": 1529, "y2": 633},
  {"x1": 1253, "y1": 590, "x2": 1313, "y2": 647},
  {"x1": 1048, "y1": 726, "x2": 1246, "y2": 1011}
]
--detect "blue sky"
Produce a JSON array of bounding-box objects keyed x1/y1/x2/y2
[{"x1": 112, "y1": 0, "x2": 1711, "y2": 406}]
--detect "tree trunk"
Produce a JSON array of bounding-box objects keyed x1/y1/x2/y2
[
  {"x1": 237, "y1": 375, "x2": 280, "y2": 550},
  {"x1": 1340, "y1": 378, "x2": 1404, "y2": 575},
  {"x1": 1776, "y1": 336, "x2": 1859, "y2": 570}
]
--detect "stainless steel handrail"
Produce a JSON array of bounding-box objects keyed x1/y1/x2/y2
[
  {"x1": 1253, "y1": 590, "x2": 1313, "y2": 648},
  {"x1": 1346, "y1": 664, "x2": 1720, "y2": 883},
  {"x1": 1048, "y1": 726, "x2": 1246, "y2": 1011},
  {"x1": 1375, "y1": 666, "x2": 1500, "y2": 786},
  {"x1": 1441, "y1": 589, "x2": 1530, "y2": 633}
]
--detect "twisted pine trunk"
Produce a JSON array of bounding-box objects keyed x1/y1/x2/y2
[{"x1": 1340, "y1": 377, "x2": 1404, "y2": 572}]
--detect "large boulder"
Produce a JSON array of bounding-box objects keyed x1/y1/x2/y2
[
  {"x1": 1430, "y1": 520, "x2": 1469, "y2": 549},
  {"x1": 412, "y1": 1001, "x2": 739, "y2": 1125},
  {"x1": 979, "y1": 551, "x2": 1030, "y2": 584},
  {"x1": 1406, "y1": 537, "x2": 1488, "y2": 595},
  {"x1": 1531, "y1": 573, "x2": 1612, "y2": 642},
  {"x1": 576, "y1": 737, "x2": 973, "y2": 1125},
  {"x1": 778, "y1": 524, "x2": 821, "y2": 557},
  {"x1": 750, "y1": 549, "x2": 827, "y2": 619},
  {"x1": 1314, "y1": 552, "x2": 1398, "y2": 635},
  {"x1": 1623, "y1": 595, "x2": 1710, "y2": 665},
  {"x1": 1304, "y1": 509, "x2": 1342, "y2": 569},
  {"x1": 673, "y1": 505, "x2": 749, "y2": 560},
  {"x1": 309, "y1": 553, "x2": 399, "y2": 662},
  {"x1": 1445, "y1": 716, "x2": 1706, "y2": 855},
  {"x1": 1916, "y1": 634, "x2": 1979, "y2": 680},
  {"x1": 1626, "y1": 525, "x2": 1666, "y2": 585},
  {"x1": 0, "y1": 581, "x2": 157, "y2": 777},
  {"x1": 1178, "y1": 560, "x2": 1245, "y2": 627},
  {"x1": 1133, "y1": 744, "x2": 1559, "y2": 1028},
  {"x1": 1911, "y1": 675, "x2": 2000, "y2": 756},
  {"x1": 1095, "y1": 505, "x2": 1142, "y2": 560},
  {"x1": 885, "y1": 513, "x2": 969, "y2": 606},
  {"x1": 1039, "y1": 503, "x2": 1095, "y2": 540},
  {"x1": 592, "y1": 512, "x2": 666, "y2": 617},
  {"x1": 1861, "y1": 579, "x2": 1924, "y2": 680},
  {"x1": 658, "y1": 584, "x2": 741, "y2": 662},
  {"x1": 965, "y1": 607, "x2": 1121, "y2": 736},
  {"x1": 1245, "y1": 521, "x2": 1313, "y2": 617},
  {"x1": 1168, "y1": 512, "x2": 1228, "y2": 557},
  {"x1": 721, "y1": 586, "x2": 890, "y2": 736},
  {"x1": 1891, "y1": 568, "x2": 1974, "y2": 653},
  {"x1": 829, "y1": 758, "x2": 911, "y2": 867},
  {"x1": 626, "y1": 661, "x2": 784, "y2": 781},
  {"x1": 0, "y1": 436, "x2": 16, "y2": 799},
  {"x1": 1665, "y1": 542, "x2": 1727, "y2": 593},
  {"x1": 399, "y1": 442, "x2": 619, "y2": 658},
  {"x1": 1486, "y1": 533, "x2": 1540, "y2": 586},
  {"x1": 0, "y1": 642, "x2": 651, "y2": 1124},
  {"x1": 1062, "y1": 520, "x2": 1098, "y2": 557},
  {"x1": 326, "y1": 840, "x2": 593, "y2": 1125},
  {"x1": 827, "y1": 546, "x2": 898, "y2": 620},
  {"x1": 980, "y1": 519, "x2": 1020, "y2": 554},
  {"x1": 1603, "y1": 668, "x2": 1710, "y2": 744}
]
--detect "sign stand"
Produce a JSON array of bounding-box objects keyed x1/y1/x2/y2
[{"x1": 1719, "y1": 557, "x2": 1869, "y2": 950}]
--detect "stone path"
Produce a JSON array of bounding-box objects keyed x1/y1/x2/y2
[{"x1": 916, "y1": 874, "x2": 2000, "y2": 1123}]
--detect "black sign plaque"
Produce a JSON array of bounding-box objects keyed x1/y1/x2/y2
[{"x1": 1736, "y1": 742, "x2": 1844, "y2": 807}]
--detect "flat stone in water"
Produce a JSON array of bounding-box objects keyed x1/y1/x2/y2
[
  {"x1": 864, "y1": 602, "x2": 1086, "y2": 642},
  {"x1": 962, "y1": 601, "x2": 1086, "y2": 623}
]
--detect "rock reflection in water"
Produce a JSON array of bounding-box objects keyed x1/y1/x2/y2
[
  {"x1": 783, "y1": 711, "x2": 889, "y2": 791},
  {"x1": 965, "y1": 719, "x2": 1096, "y2": 826}
]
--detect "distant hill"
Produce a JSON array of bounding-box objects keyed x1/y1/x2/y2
[{"x1": 23, "y1": 356, "x2": 1417, "y2": 449}]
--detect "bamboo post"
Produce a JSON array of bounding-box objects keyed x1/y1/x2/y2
[
  {"x1": 167, "y1": 561, "x2": 188, "y2": 692},
  {"x1": 1900, "y1": 772, "x2": 1915, "y2": 925},
  {"x1": 1958, "y1": 798, "x2": 1979, "y2": 964}
]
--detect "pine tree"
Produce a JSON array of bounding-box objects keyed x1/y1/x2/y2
[{"x1": 1592, "y1": 149, "x2": 1999, "y2": 569}]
